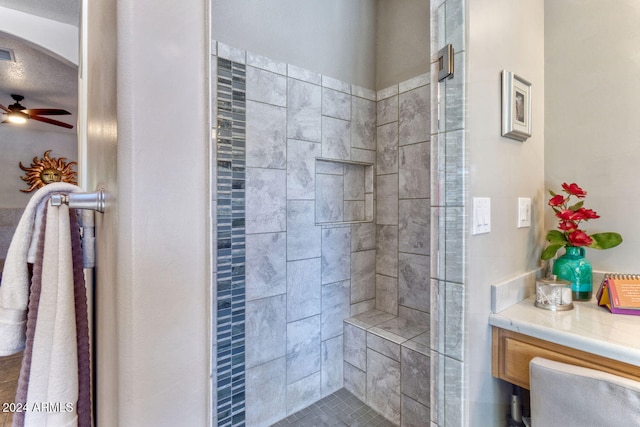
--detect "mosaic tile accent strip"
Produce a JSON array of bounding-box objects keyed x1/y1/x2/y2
[{"x1": 216, "y1": 57, "x2": 247, "y2": 427}]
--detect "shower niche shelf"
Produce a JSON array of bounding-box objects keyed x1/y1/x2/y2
[{"x1": 315, "y1": 158, "x2": 374, "y2": 225}]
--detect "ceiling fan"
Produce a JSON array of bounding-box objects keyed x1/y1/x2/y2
[{"x1": 0, "y1": 94, "x2": 73, "y2": 129}]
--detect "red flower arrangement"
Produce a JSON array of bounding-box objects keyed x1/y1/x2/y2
[{"x1": 541, "y1": 182, "x2": 623, "y2": 260}]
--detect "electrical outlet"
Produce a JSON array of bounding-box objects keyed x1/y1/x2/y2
[
  {"x1": 518, "y1": 197, "x2": 531, "y2": 228},
  {"x1": 473, "y1": 197, "x2": 491, "y2": 235}
]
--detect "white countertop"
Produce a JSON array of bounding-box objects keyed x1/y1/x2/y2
[{"x1": 489, "y1": 295, "x2": 640, "y2": 367}]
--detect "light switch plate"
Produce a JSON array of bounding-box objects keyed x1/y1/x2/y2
[
  {"x1": 518, "y1": 197, "x2": 531, "y2": 228},
  {"x1": 472, "y1": 197, "x2": 491, "y2": 235}
]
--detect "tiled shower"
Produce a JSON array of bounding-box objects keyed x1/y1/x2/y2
[{"x1": 211, "y1": 38, "x2": 432, "y2": 426}]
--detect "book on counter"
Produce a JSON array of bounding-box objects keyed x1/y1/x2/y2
[{"x1": 597, "y1": 274, "x2": 640, "y2": 315}]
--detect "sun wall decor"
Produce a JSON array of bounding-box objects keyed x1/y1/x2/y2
[{"x1": 19, "y1": 150, "x2": 77, "y2": 193}]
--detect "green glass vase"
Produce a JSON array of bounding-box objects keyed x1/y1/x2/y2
[{"x1": 552, "y1": 246, "x2": 593, "y2": 301}]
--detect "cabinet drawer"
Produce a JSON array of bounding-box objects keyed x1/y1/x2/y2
[{"x1": 492, "y1": 327, "x2": 640, "y2": 389}]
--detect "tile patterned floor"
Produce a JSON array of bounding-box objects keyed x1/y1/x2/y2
[{"x1": 271, "y1": 388, "x2": 398, "y2": 427}]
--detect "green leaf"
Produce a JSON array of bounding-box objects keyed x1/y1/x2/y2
[
  {"x1": 541, "y1": 244, "x2": 564, "y2": 260},
  {"x1": 549, "y1": 190, "x2": 557, "y2": 197},
  {"x1": 568, "y1": 201, "x2": 584, "y2": 211},
  {"x1": 546, "y1": 230, "x2": 568, "y2": 245},
  {"x1": 588, "y1": 232, "x2": 623, "y2": 250}
]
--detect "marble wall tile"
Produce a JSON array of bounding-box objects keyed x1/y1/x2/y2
[
  {"x1": 288, "y1": 64, "x2": 322, "y2": 85},
  {"x1": 367, "y1": 331, "x2": 401, "y2": 361},
  {"x1": 246, "y1": 100, "x2": 287, "y2": 169},
  {"x1": 246, "y1": 232, "x2": 286, "y2": 301},
  {"x1": 399, "y1": 199, "x2": 430, "y2": 256},
  {"x1": 445, "y1": 52, "x2": 465, "y2": 132},
  {"x1": 352, "y1": 85, "x2": 377, "y2": 101},
  {"x1": 246, "y1": 168, "x2": 286, "y2": 234},
  {"x1": 287, "y1": 315, "x2": 321, "y2": 384},
  {"x1": 444, "y1": 207, "x2": 464, "y2": 284},
  {"x1": 245, "y1": 295, "x2": 286, "y2": 368},
  {"x1": 343, "y1": 362, "x2": 366, "y2": 402},
  {"x1": 351, "y1": 97, "x2": 377, "y2": 151},
  {"x1": 377, "y1": 122, "x2": 399, "y2": 175},
  {"x1": 323, "y1": 87, "x2": 351, "y2": 120},
  {"x1": 401, "y1": 394, "x2": 430, "y2": 427},
  {"x1": 376, "y1": 174, "x2": 399, "y2": 225},
  {"x1": 344, "y1": 201, "x2": 365, "y2": 222},
  {"x1": 399, "y1": 252, "x2": 430, "y2": 313},
  {"x1": 377, "y1": 95, "x2": 399, "y2": 126},
  {"x1": 344, "y1": 164, "x2": 365, "y2": 201},
  {"x1": 246, "y1": 51, "x2": 287, "y2": 75},
  {"x1": 445, "y1": 130, "x2": 465, "y2": 207},
  {"x1": 350, "y1": 148, "x2": 376, "y2": 165},
  {"x1": 378, "y1": 85, "x2": 399, "y2": 101},
  {"x1": 444, "y1": 281, "x2": 464, "y2": 361},
  {"x1": 322, "y1": 117, "x2": 351, "y2": 160},
  {"x1": 287, "y1": 258, "x2": 321, "y2": 322},
  {"x1": 245, "y1": 357, "x2": 286, "y2": 427},
  {"x1": 350, "y1": 299, "x2": 376, "y2": 316},
  {"x1": 400, "y1": 142, "x2": 430, "y2": 199},
  {"x1": 398, "y1": 306, "x2": 429, "y2": 328},
  {"x1": 430, "y1": 280, "x2": 445, "y2": 355},
  {"x1": 367, "y1": 349, "x2": 401, "y2": 425},
  {"x1": 321, "y1": 335, "x2": 344, "y2": 397},
  {"x1": 431, "y1": 349, "x2": 445, "y2": 425},
  {"x1": 444, "y1": 355, "x2": 464, "y2": 426},
  {"x1": 321, "y1": 280, "x2": 350, "y2": 341},
  {"x1": 350, "y1": 249, "x2": 376, "y2": 303},
  {"x1": 376, "y1": 225, "x2": 398, "y2": 278},
  {"x1": 399, "y1": 85, "x2": 430, "y2": 146},
  {"x1": 351, "y1": 222, "x2": 376, "y2": 252},
  {"x1": 316, "y1": 159, "x2": 344, "y2": 175},
  {"x1": 446, "y1": 0, "x2": 465, "y2": 54},
  {"x1": 376, "y1": 274, "x2": 398, "y2": 315},
  {"x1": 288, "y1": 78, "x2": 321, "y2": 142},
  {"x1": 316, "y1": 174, "x2": 344, "y2": 223},
  {"x1": 430, "y1": 206, "x2": 446, "y2": 281},
  {"x1": 287, "y1": 372, "x2": 322, "y2": 415},
  {"x1": 399, "y1": 73, "x2": 430, "y2": 94},
  {"x1": 401, "y1": 346, "x2": 430, "y2": 406},
  {"x1": 321, "y1": 227, "x2": 351, "y2": 284},
  {"x1": 287, "y1": 139, "x2": 321, "y2": 200},
  {"x1": 246, "y1": 67, "x2": 287, "y2": 106},
  {"x1": 217, "y1": 42, "x2": 245, "y2": 63},
  {"x1": 286, "y1": 200, "x2": 321, "y2": 260},
  {"x1": 343, "y1": 323, "x2": 366, "y2": 370},
  {"x1": 323, "y1": 75, "x2": 351, "y2": 93}
]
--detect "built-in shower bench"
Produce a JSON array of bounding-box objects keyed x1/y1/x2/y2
[{"x1": 343, "y1": 310, "x2": 430, "y2": 425}]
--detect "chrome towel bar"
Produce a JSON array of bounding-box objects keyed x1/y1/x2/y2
[{"x1": 50, "y1": 189, "x2": 106, "y2": 213}]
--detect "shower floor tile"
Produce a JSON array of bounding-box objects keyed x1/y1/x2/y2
[{"x1": 270, "y1": 388, "x2": 398, "y2": 427}]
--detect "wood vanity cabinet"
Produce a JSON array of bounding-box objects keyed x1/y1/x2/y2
[{"x1": 491, "y1": 327, "x2": 640, "y2": 389}]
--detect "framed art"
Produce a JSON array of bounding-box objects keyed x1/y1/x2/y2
[{"x1": 501, "y1": 70, "x2": 532, "y2": 142}]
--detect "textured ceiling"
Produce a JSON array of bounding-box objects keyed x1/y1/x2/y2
[
  {"x1": 0, "y1": 0, "x2": 80, "y2": 26},
  {"x1": 0, "y1": 1, "x2": 79, "y2": 133}
]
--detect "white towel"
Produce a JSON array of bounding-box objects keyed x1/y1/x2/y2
[
  {"x1": 0, "y1": 183, "x2": 82, "y2": 356},
  {"x1": 24, "y1": 202, "x2": 78, "y2": 427}
]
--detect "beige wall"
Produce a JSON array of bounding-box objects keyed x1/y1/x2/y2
[
  {"x1": 0, "y1": 123, "x2": 77, "y2": 208},
  {"x1": 467, "y1": 0, "x2": 545, "y2": 423},
  {"x1": 211, "y1": 0, "x2": 377, "y2": 89},
  {"x1": 84, "y1": 0, "x2": 210, "y2": 425},
  {"x1": 376, "y1": 0, "x2": 430, "y2": 90},
  {"x1": 545, "y1": 0, "x2": 640, "y2": 272}
]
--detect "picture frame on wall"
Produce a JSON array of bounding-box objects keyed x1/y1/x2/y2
[{"x1": 501, "y1": 70, "x2": 532, "y2": 142}]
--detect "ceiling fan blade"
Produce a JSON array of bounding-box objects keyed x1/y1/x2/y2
[
  {"x1": 0, "y1": 104, "x2": 9, "y2": 113},
  {"x1": 30, "y1": 115, "x2": 74, "y2": 129},
  {"x1": 22, "y1": 108, "x2": 71, "y2": 116}
]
